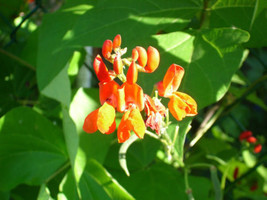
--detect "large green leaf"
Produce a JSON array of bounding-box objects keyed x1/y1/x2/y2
[
  {"x1": 37, "y1": 0, "x2": 94, "y2": 96},
  {"x1": 209, "y1": 0, "x2": 267, "y2": 47},
  {"x1": 109, "y1": 162, "x2": 212, "y2": 200},
  {"x1": 0, "y1": 107, "x2": 68, "y2": 191},
  {"x1": 59, "y1": 159, "x2": 134, "y2": 200},
  {"x1": 37, "y1": 0, "x2": 202, "y2": 97},
  {"x1": 138, "y1": 28, "x2": 249, "y2": 109}
]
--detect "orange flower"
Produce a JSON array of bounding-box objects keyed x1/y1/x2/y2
[
  {"x1": 157, "y1": 64, "x2": 197, "y2": 121},
  {"x1": 116, "y1": 81, "x2": 146, "y2": 142},
  {"x1": 117, "y1": 107, "x2": 146, "y2": 143}
]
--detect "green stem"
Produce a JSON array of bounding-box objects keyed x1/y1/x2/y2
[
  {"x1": 222, "y1": 74, "x2": 267, "y2": 116},
  {"x1": 45, "y1": 161, "x2": 70, "y2": 183},
  {"x1": 184, "y1": 168, "x2": 195, "y2": 200},
  {"x1": 189, "y1": 104, "x2": 223, "y2": 147},
  {"x1": 0, "y1": 48, "x2": 35, "y2": 71}
]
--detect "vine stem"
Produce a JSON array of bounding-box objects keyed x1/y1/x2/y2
[{"x1": 0, "y1": 48, "x2": 35, "y2": 71}]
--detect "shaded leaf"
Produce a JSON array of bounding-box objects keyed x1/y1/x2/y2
[{"x1": 0, "y1": 107, "x2": 68, "y2": 191}]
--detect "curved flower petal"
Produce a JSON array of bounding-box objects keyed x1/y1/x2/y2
[
  {"x1": 117, "y1": 110, "x2": 131, "y2": 143},
  {"x1": 97, "y1": 102, "x2": 116, "y2": 134},
  {"x1": 128, "y1": 108, "x2": 146, "y2": 139},
  {"x1": 93, "y1": 55, "x2": 115, "y2": 82},
  {"x1": 168, "y1": 92, "x2": 197, "y2": 121},
  {"x1": 83, "y1": 102, "x2": 116, "y2": 135},
  {"x1": 123, "y1": 82, "x2": 144, "y2": 111},
  {"x1": 83, "y1": 109, "x2": 99, "y2": 133},
  {"x1": 159, "y1": 64, "x2": 184, "y2": 97},
  {"x1": 173, "y1": 92, "x2": 197, "y2": 116},
  {"x1": 117, "y1": 108, "x2": 146, "y2": 143},
  {"x1": 99, "y1": 80, "x2": 120, "y2": 107}
]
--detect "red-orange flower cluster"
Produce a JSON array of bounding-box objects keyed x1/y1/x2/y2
[
  {"x1": 83, "y1": 35, "x2": 197, "y2": 143},
  {"x1": 239, "y1": 130, "x2": 262, "y2": 153}
]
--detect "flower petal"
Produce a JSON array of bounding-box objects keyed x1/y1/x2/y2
[
  {"x1": 117, "y1": 110, "x2": 131, "y2": 143},
  {"x1": 128, "y1": 108, "x2": 146, "y2": 139},
  {"x1": 173, "y1": 92, "x2": 197, "y2": 116},
  {"x1": 99, "y1": 81, "x2": 120, "y2": 107},
  {"x1": 83, "y1": 109, "x2": 99, "y2": 133},
  {"x1": 168, "y1": 92, "x2": 197, "y2": 121},
  {"x1": 161, "y1": 64, "x2": 184, "y2": 97},
  {"x1": 97, "y1": 102, "x2": 116, "y2": 134},
  {"x1": 123, "y1": 82, "x2": 144, "y2": 111}
]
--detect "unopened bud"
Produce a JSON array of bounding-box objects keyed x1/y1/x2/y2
[
  {"x1": 113, "y1": 34, "x2": 121, "y2": 50},
  {"x1": 102, "y1": 40, "x2": 113, "y2": 59},
  {"x1": 126, "y1": 61, "x2": 138, "y2": 84},
  {"x1": 145, "y1": 46, "x2": 160, "y2": 73},
  {"x1": 135, "y1": 46, "x2": 147, "y2": 67}
]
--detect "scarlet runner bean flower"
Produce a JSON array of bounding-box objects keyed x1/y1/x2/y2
[
  {"x1": 83, "y1": 34, "x2": 197, "y2": 143},
  {"x1": 157, "y1": 64, "x2": 197, "y2": 121}
]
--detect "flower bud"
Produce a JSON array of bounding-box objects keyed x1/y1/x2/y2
[
  {"x1": 144, "y1": 46, "x2": 160, "y2": 73},
  {"x1": 113, "y1": 55, "x2": 123, "y2": 74},
  {"x1": 135, "y1": 46, "x2": 147, "y2": 67},
  {"x1": 102, "y1": 39, "x2": 113, "y2": 59},
  {"x1": 93, "y1": 55, "x2": 113, "y2": 82},
  {"x1": 126, "y1": 61, "x2": 138, "y2": 84},
  {"x1": 132, "y1": 48, "x2": 139, "y2": 61},
  {"x1": 113, "y1": 34, "x2": 121, "y2": 50}
]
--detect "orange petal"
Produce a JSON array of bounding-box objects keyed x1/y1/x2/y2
[
  {"x1": 156, "y1": 81, "x2": 165, "y2": 97},
  {"x1": 173, "y1": 92, "x2": 197, "y2": 116},
  {"x1": 123, "y1": 82, "x2": 144, "y2": 111},
  {"x1": 99, "y1": 81, "x2": 120, "y2": 107},
  {"x1": 83, "y1": 109, "x2": 99, "y2": 133},
  {"x1": 102, "y1": 39, "x2": 113, "y2": 59},
  {"x1": 117, "y1": 110, "x2": 131, "y2": 143},
  {"x1": 97, "y1": 102, "x2": 116, "y2": 134},
  {"x1": 144, "y1": 46, "x2": 160, "y2": 73},
  {"x1": 168, "y1": 95, "x2": 187, "y2": 121},
  {"x1": 162, "y1": 64, "x2": 184, "y2": 97},
  {"x1": 168, "y1": 92, "x2": 197, "y2": 121},
  {"x1": 128, "y1": 108, "x2": 146, "y2": 139},
  {"x1": 126, "y1": 61, "x2": 138, "y2": 84},
  {"x1": 132, "y1": 48, "x2": 139, "y2": 61},
  {"x1": 113, "y1": 34, "x2": 121, "y2": 49},
  {"x1": 93, "y1": 55, "x2": 114, "y2": 82},
  {"x1": 135, "y1": 46, "x2": 147, "y2": 67}
]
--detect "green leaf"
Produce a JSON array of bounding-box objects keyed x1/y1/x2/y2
[
  {"x1": 59, "y1": 159, "x2": 134, "y2": 200},
  {"x1": 0, "y1": 107, "x2": 68, "y2": 191},
  {"x1": 37, "y1": 0, "x2": 202, "y2": 98},
  {"x1": 110, "y1": 161, "x2": 212, "y2": 200},
  {"x1": 210, "y1": 0, "x2": 267, "y2": 47},
  {"x1": 37, "y1": 0, "x2": 94, "y2": 99},
  {"x1": 138, "y1": 28, "x2": 249, "y2": 109},
  {"x1": 37, "y1": 184, "x2": 54, "y2": 200}
]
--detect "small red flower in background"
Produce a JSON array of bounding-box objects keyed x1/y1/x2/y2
[
  {"x1": 233, "y1": 167, "x2": 239, "y2": 180},
  {"x1": 254, "y1": 144, "x2": 262, "y2": 153},
  {"x1": 239, "y1": 130, "x2": 262, "y2": 154},
  {"x1": 239, "y1": 130, "x2": 252, "y2": 141},
  {"x1": 83, "y1": 35, "x2": 197, "y2": 142}
]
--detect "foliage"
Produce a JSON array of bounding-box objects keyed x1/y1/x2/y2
[{"x1": 0, "y1": 0, "x2": 266, "y2": 199}]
